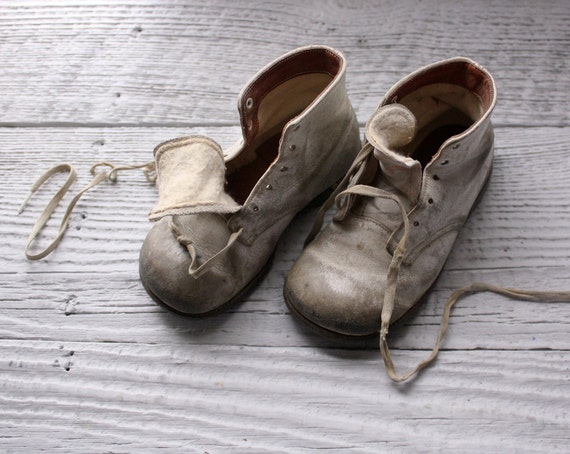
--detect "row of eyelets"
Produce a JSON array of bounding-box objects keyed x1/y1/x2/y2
[
  {"x1": 412, "y1": 157, "x2": 451, "y2": 226},
  {"x1": 250, "y1": 123, "x2": 299, "y2": 214},
  {"x1": 253, "y1": 127, "x2": 301, "y2": 212},
  {"x1": 248, "y1": 112, "x2": 300, "y2": 215},
  {"x1": 428, "y1": 168, "x2": 441, "y2": 206},
  {"x1": 426, "y1": 159, "x2": 448, "y2": 209},
  {"x1": 419, "y1": 164, "x2": 444, "y2": 224}
]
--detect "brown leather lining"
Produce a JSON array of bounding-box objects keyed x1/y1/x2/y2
[
  {"x1": 240, "y1": 48, "x2": 342, "y2": 142},
  {"x1": 388, "y1": 61, "x2": 494, "y2": 109}
]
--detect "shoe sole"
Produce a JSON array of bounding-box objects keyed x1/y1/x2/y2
[
  {"x1": 142, "y1": 252, "x2": 275, "y2": 318},
  {"x1": 283, "y1": 166, "x2": 493, "y2": 340}
]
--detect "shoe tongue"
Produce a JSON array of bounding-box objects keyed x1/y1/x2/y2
[
  {"x1": 149, "y1": 136, "x2": 241, "y2": 221},
  {"x1": 365, "y1": 104, "x2": 422, "y2": 202}
]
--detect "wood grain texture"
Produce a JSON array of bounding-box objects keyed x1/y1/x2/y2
[
  {"x1": 0, "y1": 1, "x2": 569, "y2": 127},
  {"x1": 1, "y1": 1, "x2": 570, "y2": 452},
  {"x1": 1, "y1": 342, "x2": 569, "y2": 452}
]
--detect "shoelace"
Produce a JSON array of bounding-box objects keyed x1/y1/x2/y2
[
  {"x1": 305, "y1": 143, "x2": 375, "y2": 246},
  {"x1": 306, "y1": 143, "x2": 570, "y2": 382},
  {"x1": 19, "y1": 158, "x2": 240, "y2": 279},
  {"x1": 169, "y1": 217, "x2": 243, "y2": 279},
  {"x1": 19, "y1": 161, "x2": 155, "y2": 260}
]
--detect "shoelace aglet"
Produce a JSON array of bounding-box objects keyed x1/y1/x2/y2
[{"x1": 17, "y1": 191, "x2": 34, "y2": 215}]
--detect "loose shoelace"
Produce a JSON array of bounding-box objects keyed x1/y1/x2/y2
[
  {"x1": 20, "y1": 144, "x2": 357, "y2": 273},
  {"x1": 19, "y1": 161, "x2": 155, "y2": 260},
  {"x1": 19, "y1": 158, "x2": 239, "y2": 278},
  {"x1": 307, "y1": 143, "x2": 570, "y2": 382},
  {"x1": 169, "y1": 217, "x2": 243, "y2": 279}
]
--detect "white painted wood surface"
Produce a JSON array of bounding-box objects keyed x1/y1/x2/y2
[{"x1": 1, "y1": 1, "x2": 569, "y2": 452}]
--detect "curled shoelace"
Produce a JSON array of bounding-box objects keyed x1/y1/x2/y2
[
  {"x1": 169, "y1": 217, "x2": 243, "y2": 279},
  {"x1": 306, "y1": 143, "x2": 570, "y2": 383},
  {"x1": 19, "y1": 161, "x2": 156, "y2": 260},
  {"x1": 19, "y1": 157, "x2": 241, "y2": 279}
]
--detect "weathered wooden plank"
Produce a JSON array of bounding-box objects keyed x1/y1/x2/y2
[
  {"x1": 0, "y1": 1, "x2": 568, "y2": 127},
  {"x1": 0, "y1": 341, "x2": 568, "y2": 452},
  {"x1": 1, "y1": 266, "x2": 568, "y2": 351}
]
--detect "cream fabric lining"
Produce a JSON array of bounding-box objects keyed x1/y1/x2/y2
[{"x1": 227, "y1": 73, "x2": 333, "y2": 172}]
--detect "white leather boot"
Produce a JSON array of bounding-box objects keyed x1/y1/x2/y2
[
  {"x1": 285, "y1": 57, "x2": 497, "y2": 352},
  {"x1": 140, "y1": 45, "x2": 361, "y2": 316}
]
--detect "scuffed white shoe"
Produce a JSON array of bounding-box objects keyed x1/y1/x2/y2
[
  {"x1": 285, "y1": 57, "x2": 498, "y2": 378},
  {"x1": 140, "y1": 45, "x2": 361, "y2": 316}
]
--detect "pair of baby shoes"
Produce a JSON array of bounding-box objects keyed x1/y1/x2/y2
[
  {"x1": 24, "y1": 45, "x2": 565, "y2": 382},
  {"x1": 139, "y1": 45, "x2": 515, "y2": 381}
]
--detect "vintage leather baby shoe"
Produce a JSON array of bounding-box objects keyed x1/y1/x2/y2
[
  {"x1": 284, "y1": 57, "x2": 497, "y2": 378},
  {"x1": 139, "y1": 45, "x2": 361, "y2": 316}
]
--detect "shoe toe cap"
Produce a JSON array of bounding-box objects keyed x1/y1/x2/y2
[
  {"x1": 285, "y1": 239, "x2": 386, "y2": 337},
  {"x1": 139, "y1": 218, "x2": 235, "y2": 315}
]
